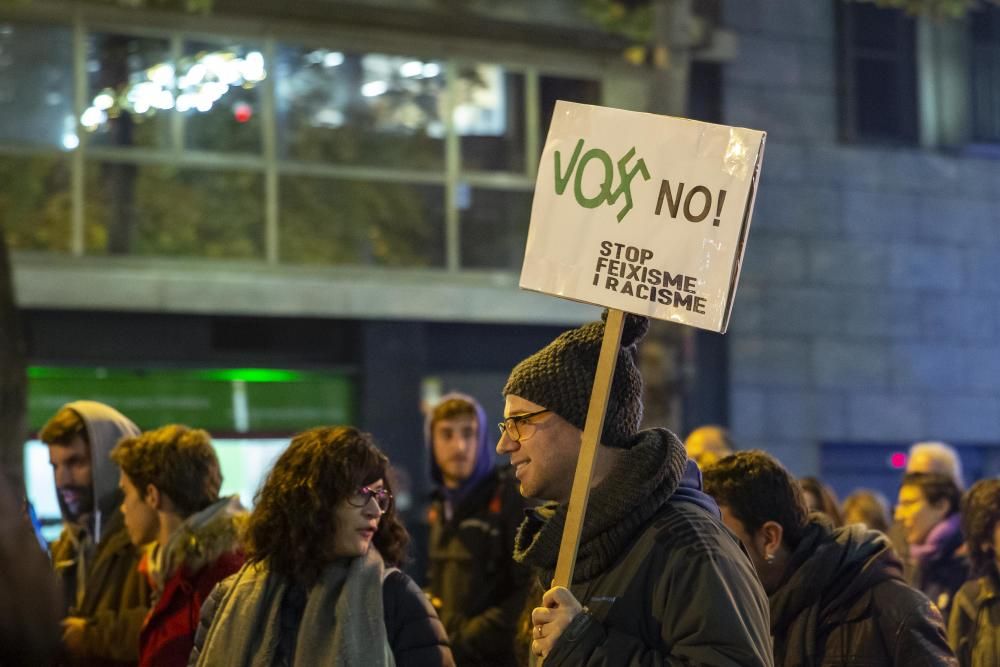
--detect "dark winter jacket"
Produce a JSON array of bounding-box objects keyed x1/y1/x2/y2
[
  {"x1": 948, "y1": 572, "x2": 1000, "y2": 667},
  {"x1": 50, "y1": 401, "x2": 148, "y2": 666},
  {"x1": 910, "y1": 513, "x2": 968, "y2": 619},
  {"x1": 0, "y1": 472, "x2": 62, "y2": 666},
  {"x1": 190, "y1": 563, "x2": 454, "y2": 666},
  {"x1": 138, "y1": 496, "x2": 246, "y2": 667},
  {"x1": 514, "y1": 428, "x2": 773, "y2": 666},
  {"x1": 427, "y1": 466, "x2": 531, "y2": 666},
  {"x1": 770, "y1": 518, "x2": 956, "y2": 666}
]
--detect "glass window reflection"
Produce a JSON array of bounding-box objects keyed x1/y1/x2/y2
[
  {"x1": 280, "y1": 175, "x2": 445, "y2": 267},
  {"x1": 459, "y1": 187, "x2": 531, "y2": 270},
  {"x1": 181, "y1": 41, "x2": 266, "y2": 153},
  {"x1": 85, "y1": 33, "x2": 171, "y2": 149},
  {"x1": 276, "y1": 47, "x2": 445, "y2": 168},
  {"x1": 456, "y1": 66, "x2": 525, "y2": 172},
  {"x1": 86, "y1": 162, "x2": 265, "y2": 258},
  {"x1": 0, "y1": 23, "x2": 74, "y2": 148},
  {"x1": 0, "y1": 155, "x2": 71, "y2": 252}
]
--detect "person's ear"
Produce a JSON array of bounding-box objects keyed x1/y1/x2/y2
[
  {"x1": 756, "y1": 520, "x2": 784, "y2": 562},
  {"x1": 144, "y1": 484, "x2": 161, "y2": 511}
]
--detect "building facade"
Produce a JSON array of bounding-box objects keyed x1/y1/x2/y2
[{"x1": 723, "y1": 0, "x2": 1000, "y2": 497}]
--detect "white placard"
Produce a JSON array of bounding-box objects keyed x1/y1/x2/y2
[{"x1": 520, "y1": 101, "x2": 766, "y2": 333}]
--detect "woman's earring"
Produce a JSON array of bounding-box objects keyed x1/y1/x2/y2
[{"x1": 765, "y1": 552, "x2": 775, "y2": 564}]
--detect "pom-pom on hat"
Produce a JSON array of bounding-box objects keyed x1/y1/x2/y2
[{"x1": 503, "y1": 310, "x2": 649, "y2": 448}]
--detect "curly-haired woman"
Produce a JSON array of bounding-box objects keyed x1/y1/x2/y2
[
  {"x1": 949, "y1": 479, "x2": 1000, "y2": 666},
  {"x1": 189, "y1": 426, "x2": 454, "y2": 667}
]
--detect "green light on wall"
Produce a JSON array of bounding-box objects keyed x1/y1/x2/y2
[
  {"x1": 28, "y1": 366, "x2": 310, "y2": 383},
  {"x1": 193, "y1": 368, "x2": 307, "y2": 383}
]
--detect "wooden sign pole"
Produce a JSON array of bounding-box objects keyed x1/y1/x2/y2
[{"x1": 550, "y1": 308, "x2": 625, "y2": 589}]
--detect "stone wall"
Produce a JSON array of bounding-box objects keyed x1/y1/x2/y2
[{"x1": 721, "y1": 0, "x2": 1000, "y2": 474}]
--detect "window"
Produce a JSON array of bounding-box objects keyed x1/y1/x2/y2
[
  {"x1": 837, "y1": 2, "x2": 918, "y2": 145},
  {"x1": 456, "y1": 65, "x2": 526, "y2": 172},
  {"x1": 86, "y1": 163, "x2": 265, "y2": 258},
  {"x1": 276, "y1": 47, "x2": 446, "y2": 169},
  {"x1": 0, "y1": 13, "x2": 606, "y2": 270},
  {"x1": 0, "y1": 154, "x2": 71, "y2": 252},
  {"x1": 86, "y1": 33, "x2": 172, "y2": 149},
  {"x1": 279, "y1": 175, "x2": 445, "y2": 267},
  {"x1": 971, "y1": 8, "x2": 1000, "y2": 143},
  {"x1": 459, "y1": 187, "x2": 532, "y2": 270},
  {"x1": 181, "y1": 40, "x2": 266, "y2": 153},
  {"x1": 0, "y1": 22, "x2": 73, "y2": 148}
]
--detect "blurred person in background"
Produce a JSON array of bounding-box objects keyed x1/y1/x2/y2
[
  {"x1": 191, "y1": 426, "x2": 454, "y2": 667},
  {"x1": 896, "y1": 472, "x2": 968, "y2": 618},
  {"x1": 800, "y1": 476, "x2": 844, "y2": 526},
  {"x1": 41, "y1": 400, "x2": 149, "y2": 665},
  {"x1": 948, "y1": 479, "x2": 1000, "y2": 665},
  {"x1": 908, "y1": 442, "x2": 965, "y2": 490},
  {"x1": 424, "y1": 393, "x2": 529, "y2": 666},
  {"x1": 891, "y1": 441, "x2": 966, "y2": 583},
  {"x1": 843, "y1": 489, "x2": 891, "y2": 534},
  {"x1": 704, "y1": 451, "x2": 957, "y2": 666},
  {"x1": 110, "y1": 424, "x2": 245, "y2": 667},
  {"x1": 684, "y1": 424, "x2": 734, "y2": 469}
]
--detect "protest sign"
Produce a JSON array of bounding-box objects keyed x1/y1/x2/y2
[
  {"x1": 521, "y1": 100, "x2": 766, "y2": 334},
  {"x1": 520, "y1": 102, "x2": 765, "y2": 601}
]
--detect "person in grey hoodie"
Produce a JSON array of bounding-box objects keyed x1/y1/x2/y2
[{"x1": 41, "y1": 400, "x2": 150, "y2": 666}]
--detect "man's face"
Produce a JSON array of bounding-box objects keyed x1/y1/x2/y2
[
  {"x1": 895, "y1": 484, "x2": 948, "y2": 546},
  {"x1": 48, "y1": 436, "x2": 93, "y2": 520},
  {"x1": 719, "y1": 504, "x2": 766, "y2": 576},
  {"x1": 432, "y1": 415, "x2": 479, "y2": 488},
  {"x1": 118, "y1": 472, "x2": 159, "y2": 546},
  {"x1": 496, "y1": 394, "x2": 581, "y2": 503}
]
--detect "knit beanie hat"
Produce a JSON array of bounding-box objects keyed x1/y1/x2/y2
[{"x1": 503, "y1": 310, "x2": 649, "y2": 448}]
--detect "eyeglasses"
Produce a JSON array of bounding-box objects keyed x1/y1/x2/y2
[
  {"x1": 346, "y1": 486, "x2": 393, "y2": 513},
  {"x1": 498, "y1": 408, "x2": 551, "y2": 442}
]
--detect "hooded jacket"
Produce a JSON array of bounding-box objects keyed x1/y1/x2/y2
[
  {"x1": 49, "y1": 400, "x2": 150, "y2": 666},
  {"x1": 948, "y1": 570, "x2": 1000, "y2": 667},
  {"x1": 426, "y1": 392, "x2": 531, "y2": 666},
  {"x1": 514, "y1": 428, "x2": 773, "y2": 666},
  {"x1": 138, "y1": 495, "x2": 246, "y2": 667},
  {"x1": 770, "y1": 518, "x2": 956, "y2": 666}
]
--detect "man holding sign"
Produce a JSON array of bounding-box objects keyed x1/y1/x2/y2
[{"x1": 497, "y1": 311, "x2": 772, "y2": 665}]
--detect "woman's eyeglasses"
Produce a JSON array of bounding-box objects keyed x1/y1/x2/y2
[
  {"x1": 497, "y1": 408, "x2": 551, "y2": 442},
  {"x1": 347, "y1": 486, "x2": 393, "y2": 513}
]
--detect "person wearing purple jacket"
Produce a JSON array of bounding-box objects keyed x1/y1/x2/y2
[
  {"x1": 496, "y1": 310, "x2": 772, "y2": 666},
  {"x1": 896, "y1": 472, "x2": 969, "y2": 618}
]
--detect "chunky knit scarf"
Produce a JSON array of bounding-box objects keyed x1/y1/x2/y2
[
  {"x1": 512, "y1": 428, "x2": 687, "y2": 585},
  {"x1": 195, "y1": 547, "x2": 394, "y2": 666}
]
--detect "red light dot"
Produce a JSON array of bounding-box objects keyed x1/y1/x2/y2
[
  {"x1": 890, "y1": 452, "x2": 907, "y2": 469},
  {"x1": 234, "y1": 103, "x2": 252, "y2": 123}
]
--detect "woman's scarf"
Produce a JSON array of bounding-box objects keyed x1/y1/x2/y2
[{"x1": 195, "y1": 547, "x2": 395, "y2": 666}]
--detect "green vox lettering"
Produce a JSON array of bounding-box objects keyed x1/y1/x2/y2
[{"x1": 554, "y1": 139, "x2": 650, "y2": 222}]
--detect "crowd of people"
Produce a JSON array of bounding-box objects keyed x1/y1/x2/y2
[{"x1": 2, "y1": 311, "x2": 999, "y2": 666}]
